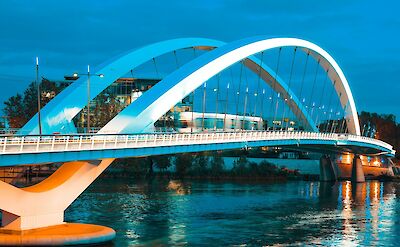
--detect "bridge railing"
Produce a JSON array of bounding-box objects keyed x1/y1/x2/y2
[{"x1": 0, "y1": 131, "x2": 393, "y2": 155}]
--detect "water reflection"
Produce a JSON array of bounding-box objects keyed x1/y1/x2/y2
[
  {"x1": 167, "y1": 180, "x2": 191, "y2": 195},
  {"x1": 65, "y1": 179, "x2": 400, "y2": 246},
  {"x1": 314, "y1": 181, "x2": 398, "y2": 246}
]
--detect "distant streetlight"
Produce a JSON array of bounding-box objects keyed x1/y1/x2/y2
[
  {"x1": 73, "y1": 65, "x2": 104, "y2": 133},
  {"x1": 36, "y1": 57, "x2": 42, "y2": 135}
]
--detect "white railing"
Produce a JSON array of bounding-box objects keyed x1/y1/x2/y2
[{"x1": 0, "y1": 131, "x2": 394, "y2": 155}]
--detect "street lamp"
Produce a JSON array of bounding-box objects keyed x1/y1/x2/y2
[
  {"x1": 36, "y1": 57, "x2": 42, "y2": 135},
  {"x1": 73, "y1": 65, "x2": 104, "y2": 133}
]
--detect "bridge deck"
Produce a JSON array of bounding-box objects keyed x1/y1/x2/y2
[{"x1": 0, "y1": 131, "x2": 395, "y2": 166}]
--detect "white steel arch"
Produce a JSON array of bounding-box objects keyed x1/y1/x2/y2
[{"x1": 101, "y1": 37, "x2": 360, "y2": 135}]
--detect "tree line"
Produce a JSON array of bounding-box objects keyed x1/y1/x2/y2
[
  {"x1": 359, "y1": 111, "x2": 400, "y2": 159},
  {"x1": 109, "y1": 152, "x2": 299, "y2": 180}
]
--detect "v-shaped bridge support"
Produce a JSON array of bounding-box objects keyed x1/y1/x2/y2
[{"x1": 0, "y1": 159, "x2": 115, "y2": 231}]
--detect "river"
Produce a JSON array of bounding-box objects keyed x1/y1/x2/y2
[{"x1": 66, "y1": 178, "x2": 400, "y2": 246}]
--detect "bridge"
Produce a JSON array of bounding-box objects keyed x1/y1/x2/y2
[{"x1": 0, "y1": 36, "x2": 396, "y2": 245}]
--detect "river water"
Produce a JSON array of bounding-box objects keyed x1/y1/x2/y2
[{"x1": 66, "y1": 178, "x2": 400, "y2": 246}]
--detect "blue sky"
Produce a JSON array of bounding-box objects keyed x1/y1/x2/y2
[{"x1": 0, "y1": 0, "x2": 399, "y2": 120}]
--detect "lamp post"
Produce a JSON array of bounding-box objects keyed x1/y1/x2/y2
[
  {"x1": 73, "y1": 65, "x2": 104, "y2": 134},
  {"x1": 36, "y1": 57, "x2": 42, "y2": 135}
]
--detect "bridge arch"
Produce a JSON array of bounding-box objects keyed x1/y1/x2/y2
[
  {"x1": 20, "y1": 38, "x2": 225, "y2": 135},
  {"x1": 21, "y1": 37, "x2": 316, "y2": 135},
  {"x1": 101, "y1": 36, "x2": 360, "y2": 135}
]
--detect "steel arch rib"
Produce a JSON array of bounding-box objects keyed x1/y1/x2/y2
[
  {"x1": 19, "y1": 38, "x2": 225, "y2": 135},
  {"x1": 20, "y1": 37, "x2": 314, "y2": 135},
  {"x1": 100, "y1": 36, "x2": 360, "y2": 135}
]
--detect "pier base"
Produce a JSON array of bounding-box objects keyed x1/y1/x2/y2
[
  {"x1": 0, "y1": 159, "x2": 117, "y2": 245},
  {"x1": 351, "y1": 154, "x2": 365, "y2": 183},
  {"x1": 0, "y1": 223, "x2": 115, "y2": 246},
  {"x1": 319, "y1": 154, "x2": 337, "y2": 182}
]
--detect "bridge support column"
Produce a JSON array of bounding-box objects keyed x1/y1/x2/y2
[
  {"x1": 351, "y1": 154, "x2": 365, "y2": 183},
  {"x1": 0, "y1": 159, "x2": 116, "y2": 245},
  {"x1": 319, "y1": 154, "x2": 337, "y2": 182}
]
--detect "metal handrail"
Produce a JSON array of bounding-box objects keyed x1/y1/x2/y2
[{"x1": 0, "y1": 130, "x2": 394, "y2": 155}]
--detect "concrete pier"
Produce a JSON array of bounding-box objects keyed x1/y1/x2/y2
[
  {"x1": 319, "y1": 154, "x2": 337, "y2": 182},
  {"x1": 351, "y1": 154, "x2": 365, "y2": 183}
]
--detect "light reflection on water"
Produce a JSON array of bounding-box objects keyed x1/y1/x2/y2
[{"x1": 65, "y1": 179, "x2": 400, "y2": 246}]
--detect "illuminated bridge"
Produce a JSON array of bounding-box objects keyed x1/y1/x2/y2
[{"x1": 0, "y1": 36, "x2": 396, "y2": 245}]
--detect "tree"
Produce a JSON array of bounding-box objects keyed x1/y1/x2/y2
[
  {"x1": 191, "y1": 153, "x2": 210, "y2": 176},
  {"x1": 174, "y1": 153, "x2": 192, "y2": 177},
  {"x1": 210, "y1": 152, "x2": 224, "y2": 177},
  {"x1": 3, "y1": 79, "x2": 65, "y2": 128},
  {"x1": 231, "y1": 156, "x2": 249, "y2": 176},
  {"x1": 153, "y1": 155, "x2": 171, "y2": 172},
  {"x1": 23, "y1": 82, "x2": 38, "y2": 119},
  {"x1": 359, "y1": 111, "x2": 400, "y2": 159},
  {"x1": 4, "y1": 94, "x2": 26, "y2": 128},
  {"x1": 258, "y1": 160, "x2": 279, "y2": 176}
]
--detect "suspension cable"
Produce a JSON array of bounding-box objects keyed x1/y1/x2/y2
[
  {"x1": 344, "y1": 118, "x2": 349, "y2": 134},
  {"x1": 271, "y1": 48, "x2": 282, "y2": 131},
  {"x1": 173, "y1": 50, "x2": 180, "y2": 68},
  {"x1": 281, "y1": 47, "x2": 297, "y2": 131},
  {"x1": 191, "y1": 48, "x2": 197, "y2": 132},
  {"x1": 225, "y1": 66, "x2": 236, "y2": 131},
  {"x1": 324, "y1": 80, "x2": 336, "y2": 132},
  {"x1": 214, "y1": 73, "x2": 220, "y2": 131},
  {"x1": 260, "y1": 89, "x2": 266, "y2": 129},
  {"x1": 253, "y1": 52, "x2": 264, "y2": 118},
  {"x1": 314, "y1": 68, "x2": 329, "y2": 129},
  {"x1": 172, "y1": 50, "x2": 181, "y2": 118},
  {"x1": 242, "y1": 64, "x2": 250, "y2": 130},
  {"x1": 295, "y1": 51, "x2": 310, "y2": 129},
  {"x1": 152, "y1": 58, "x2": 159, "y2": 78},
  {"x1": 235, "y1": 61, "x2": 244, "y2": 130},
  {"x1": 202, "y1": 81, "x2": 206, "y2": 131},
  {"x1": 308, "y1": 58, "x2": 321, "y2": 119},
  {"x1": 224, "y1": 81, "x2": 230, "y2": 131},
  {"x1": 330, "y1": 93, "x2": 342, "y2": 133},
  {"x1": 339, "y1": 104, "x2": 347, "y2": 133}
]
